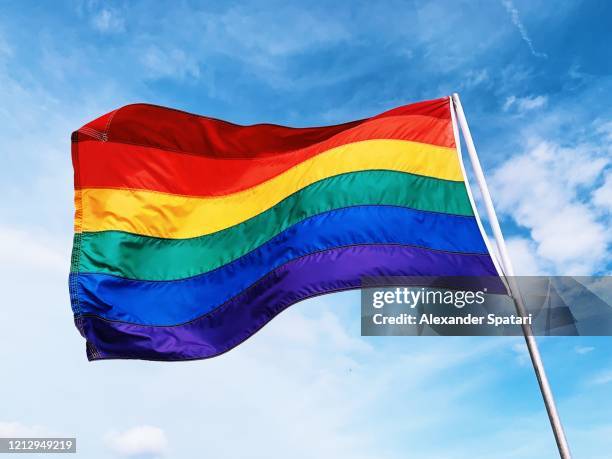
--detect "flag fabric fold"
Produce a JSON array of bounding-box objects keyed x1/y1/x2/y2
[{"x1": 69, "y1": 96, "x2": 502, "y2": 361}]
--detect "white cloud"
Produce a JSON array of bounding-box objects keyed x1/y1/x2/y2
[
  {"x1": 503, "y1": 94, "x2": 548, "y2": 113},
  {"x1": 491, "y1": 139, "x2": 610, "y2": 274},
  {"x1": 105, "y1": 426, "x2": 168, "y2": 458},
  {"x1": 574, "y1": 345, "x2": 595, "y2": 355},
  {"x1": 588, "y1": 370, "x2": 612, "y2": 386},
  {"x1": 593, "y1": 172, "x2": 612, "y2": 212},
  {"x1": 501, "y1": 0, "x2": 547, "y2": 58},
  {"x1": 91, "y1": 8, "x2": 125, "y2": 33},
  {"x1": 464, "y1": 69, "x2": 491, "y2": 89},
  {"x1": 502, "y1": 96, "x2": 515, "y2": 111}
]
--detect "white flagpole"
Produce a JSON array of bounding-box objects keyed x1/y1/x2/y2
[{"x1": 451, "y1": 93, "x2": 572, "y2": 459}]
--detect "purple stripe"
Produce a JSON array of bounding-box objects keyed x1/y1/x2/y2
[{"x1": 78, "y1": 245, "x2": 501, "y2": 361}]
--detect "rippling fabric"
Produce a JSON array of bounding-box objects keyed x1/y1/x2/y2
[
  {"x1": 69, "y1": 96, "x2": 504, "y2": 361},
  {"x1": 77, "y1": 172, "x2": 473, "y2": 279},
  {"x1": 78, "y1": 206, "x2": 483, "y2": 281},
  {"x1": 79, "y1": 140, "x2": 463, "y2": 238},
  {"x1": 77, "y1": 115, "x2": 455, "y2": 196},
  {"x1": 75, "y1": 208, "x2": 490, "y2": 325},
  {"x1": 78, "y1": 244, "x2": 503, "y2": 361},
  {"x1": 77, "y1": 97, "x2": 452, "y2": 157}
]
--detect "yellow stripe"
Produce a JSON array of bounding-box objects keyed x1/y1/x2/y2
[
  {"x1": 80, "y1": 139, "x2": 462, "y2": 239},
  {"x1": 74, "y1": 190, "x2": 83, "y2": 233}
]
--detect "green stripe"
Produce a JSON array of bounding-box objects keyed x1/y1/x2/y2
[{"x1": 77, "y1": 170, "x2": 473, "y2": 280}]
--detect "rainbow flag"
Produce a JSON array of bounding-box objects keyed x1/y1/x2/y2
[{"x1": 69, "y1": 97, "x2": 502, "y2": 361}]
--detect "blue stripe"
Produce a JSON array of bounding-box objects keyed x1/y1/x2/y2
[{"x1": 75, "y1": 205, "x2": 489, "y2": 325}]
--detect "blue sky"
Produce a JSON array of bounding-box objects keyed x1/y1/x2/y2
[{"x1": 0, "y1": 0, "x2": 610, "y2": 458}]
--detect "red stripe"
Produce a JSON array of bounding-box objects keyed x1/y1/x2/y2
[
  {"x1": 76, "y1": 97, "x2": 451, "y2": 158},
  {"x1": 76, "y1": 114, "x2": 454, "y2": 196}
]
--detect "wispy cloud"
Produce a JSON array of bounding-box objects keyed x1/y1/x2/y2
[
  {"x1": 464, "y1": 69, "x2": 491, "y2": 89},
  {"x1": 91, "y1": 8, "x2": 125, "y2": 33},
  {"x1": 503, "y1": 94, "x2": 548, "y2": 113},
  {"x1": 211, "y1": 6, "x2": 351, "y2": 58},
  {"x1": 588, "y1": 370, "x2": 612, "y2": 386},
  {"x1": 574, "y1": 345, "x2": 595, "y2": 355},
  {"x1": 501, "y1": 0, "x2": 547, "y2": 58},
  {"x1": 195, "y1": 5, "x2": 352, "y2": 89},
  {"x1": 595, "y1": 120, "x2": 612, "y2": 142},
  {"x1": 141, "y1": 46, "x2": 200, "y2": 80},
  {"x1": 593, "y1": 172, "x2": 612, "y2": 212}
]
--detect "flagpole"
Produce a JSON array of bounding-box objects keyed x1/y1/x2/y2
[{"x1": 451, "y1": 93, "x2": 572, "y2": 459}]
